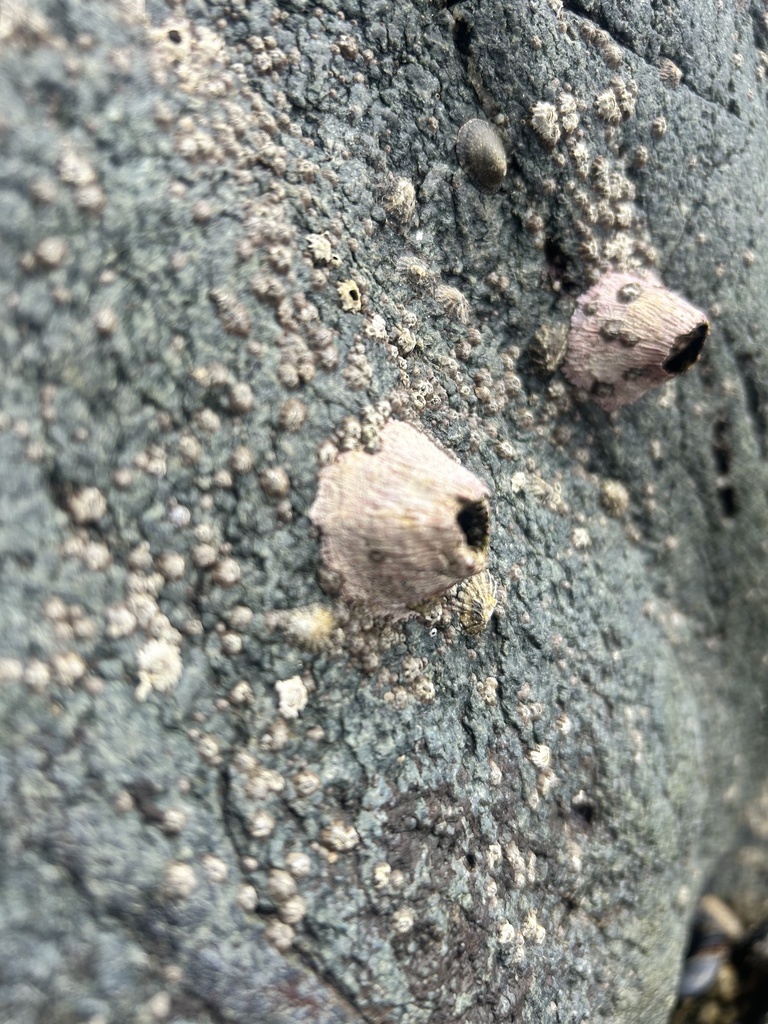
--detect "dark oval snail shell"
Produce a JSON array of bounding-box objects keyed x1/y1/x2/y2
[{"x1": 456, "y1": 119, "x2": 507, "y2": 195}]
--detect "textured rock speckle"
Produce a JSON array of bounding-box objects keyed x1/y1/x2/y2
[{"x1": 1, "y1": 1, "x2": 768, "y2": 1023}]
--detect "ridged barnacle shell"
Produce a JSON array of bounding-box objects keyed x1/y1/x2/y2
[
  {"x1": 457, "y1": 569, "x2": 498, "y2": 636},
  {"x1": 456, "y1": 119, "x2": 507, "y2": 195},
  {"x1": 309, "y1": 421, "x2": 491, "y2": 619},
  {"x1": 562, "y1": 271, "x2": 709, "y2": 411}
]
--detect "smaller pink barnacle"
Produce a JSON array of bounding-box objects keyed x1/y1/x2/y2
[
  {"x1": 309, "y1": 421, "x2": 491, "y2": 619},
  {"x1": 563, "y1": 271, "x2": 709, "y2": 411}
]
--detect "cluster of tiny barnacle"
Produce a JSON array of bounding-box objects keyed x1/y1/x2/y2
[
  {"x1": 522, "y1": 19, "x2": 681, "y2": 279},
  {"x1": 4, "y1": 11, "x2": 412, "y2": 967}
]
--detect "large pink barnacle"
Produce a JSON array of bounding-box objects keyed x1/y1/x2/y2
[
  {"x1": 310, "y1": 421, "x2": 491, "y2": 619},
  {"x1": 563, "y1": 271, "x2": 709, "y2": 411}
]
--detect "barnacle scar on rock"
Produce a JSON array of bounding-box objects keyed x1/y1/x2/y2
[
  {"x1": 562, "y1": 271, "x2": 709, "y2": 411},
  {"x1": 456, "y1": 119, "x2": 507, "y2": 195},
  {"x1": 309, "y1": 421, "x2": 491, "y2": 618}
]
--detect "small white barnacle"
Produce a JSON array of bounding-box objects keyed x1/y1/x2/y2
[
  {"x1": 657, "y1": 57, "x2": 682, "y2": 88},
  {"x1": 264, "y1": 603, "x2": 335, "y2": 652},
  {"x1": 306, "y1": 232, "x2": 335, "y2": 264},
  {"x1": 434, "y1": 283, "x2": 469, "y2": 322},
  {"x1": 528, "y1": 743, "x2": 552, "y2": 769},
  {"x1": 522, "y1": 908, "x2": 546, "y2": 944},
  {"x1": 396, "y1": 254, "x2": 435, "y2": 286},
  {"x1": 530, "y1": 323, "x2": 568, "y2": 377},
  {"x1": 594, "y1": 88, "x2": 622, "y2": 124},
  {"x1": 337, "y1": 279, "x2": 362, "y2": 312},
  {"x1": 135, "y1": 638, "x2": 182, "y2": 702},
  {"x1": 457, "y1": 569, "x2": 498, "y2": 636},
  {"x1": 530, "y1": 101, "x2": 561, "y2": 148},
  {"x1": 320, "y1": 820, "x2": 360, "y2": 852},
  {"x1": 274, "y1": 675, "x2": 309, "y2": 719},
  {"x1": 610, "y1": 77, "x2": 637, "y2": 118},
  {"x1": 365, "y1": 313, "x2": 388, "y2": 340},
  {"x1": 395, "y1": 326, "x2": 419, "y2": 355},
  {"x1": 652, "y1": 115, "x2": 668, "y2": 139},
  {"x1": 557, "y1": 92, "x2": 579, "y2": 134},
  {"x1": 570, "y1": 139, "x2": 590, "y2": 177},
  {"x1": 391, "y1": 906, "x2": 415, "y2": 934}
]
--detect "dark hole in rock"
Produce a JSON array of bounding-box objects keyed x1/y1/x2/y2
[
  {"x1": 718, "y1": 484, "x2": 738, "y2": 517},
  {"x1": 456, "y1": 498, "x2": 490, "y2": 552},
  {"x1": 168, "y1": 30, "x2": 183, "y2": 43},
  {"x1": 571, "y1": 797, "x2": 596, "y2": 828},
  {"x1": 452, "y1": 15, "x2": 474, "y2": 55},
  {"x1": 712, "y1": 417, "x2": 738, "y2": 517},
  {"x1": 712, "y1": 417, "x2": 731, "y2": 475},
  {"x1": 663, "y1": 322, "x2": 709, "y2": 375}
]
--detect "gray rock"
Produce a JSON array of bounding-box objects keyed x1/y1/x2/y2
[{"x1": 1, "y1": 1, "x2": 767, "y2": 1022}]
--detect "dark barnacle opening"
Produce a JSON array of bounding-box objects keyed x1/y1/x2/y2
[
  {"x1": 456, "y1": 497, "x2": 490, "y2": 553},
  {"x1": 663, "y1": 322, "x2": 709, "y2": 375}
]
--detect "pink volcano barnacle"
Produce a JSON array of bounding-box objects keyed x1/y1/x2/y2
[
  {"x1": 309, "y1": 421, "x2": 491, "y2": 618},
  {"x1": 562, "y1": 271, "x2": 709, "y2": 411}
]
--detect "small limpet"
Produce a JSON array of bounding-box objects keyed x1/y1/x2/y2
[{"x1": 456, "y1": 119, "x2": 507, "y2": 195}]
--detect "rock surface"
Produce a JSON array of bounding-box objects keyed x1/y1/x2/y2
[{"x1": 1, "y1": 1, "x2": 768, "y2": 1022}]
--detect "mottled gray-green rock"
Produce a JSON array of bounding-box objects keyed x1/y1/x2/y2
[{"x1": 1, "y1": 1, "x2": 767, "y2": 1022}]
